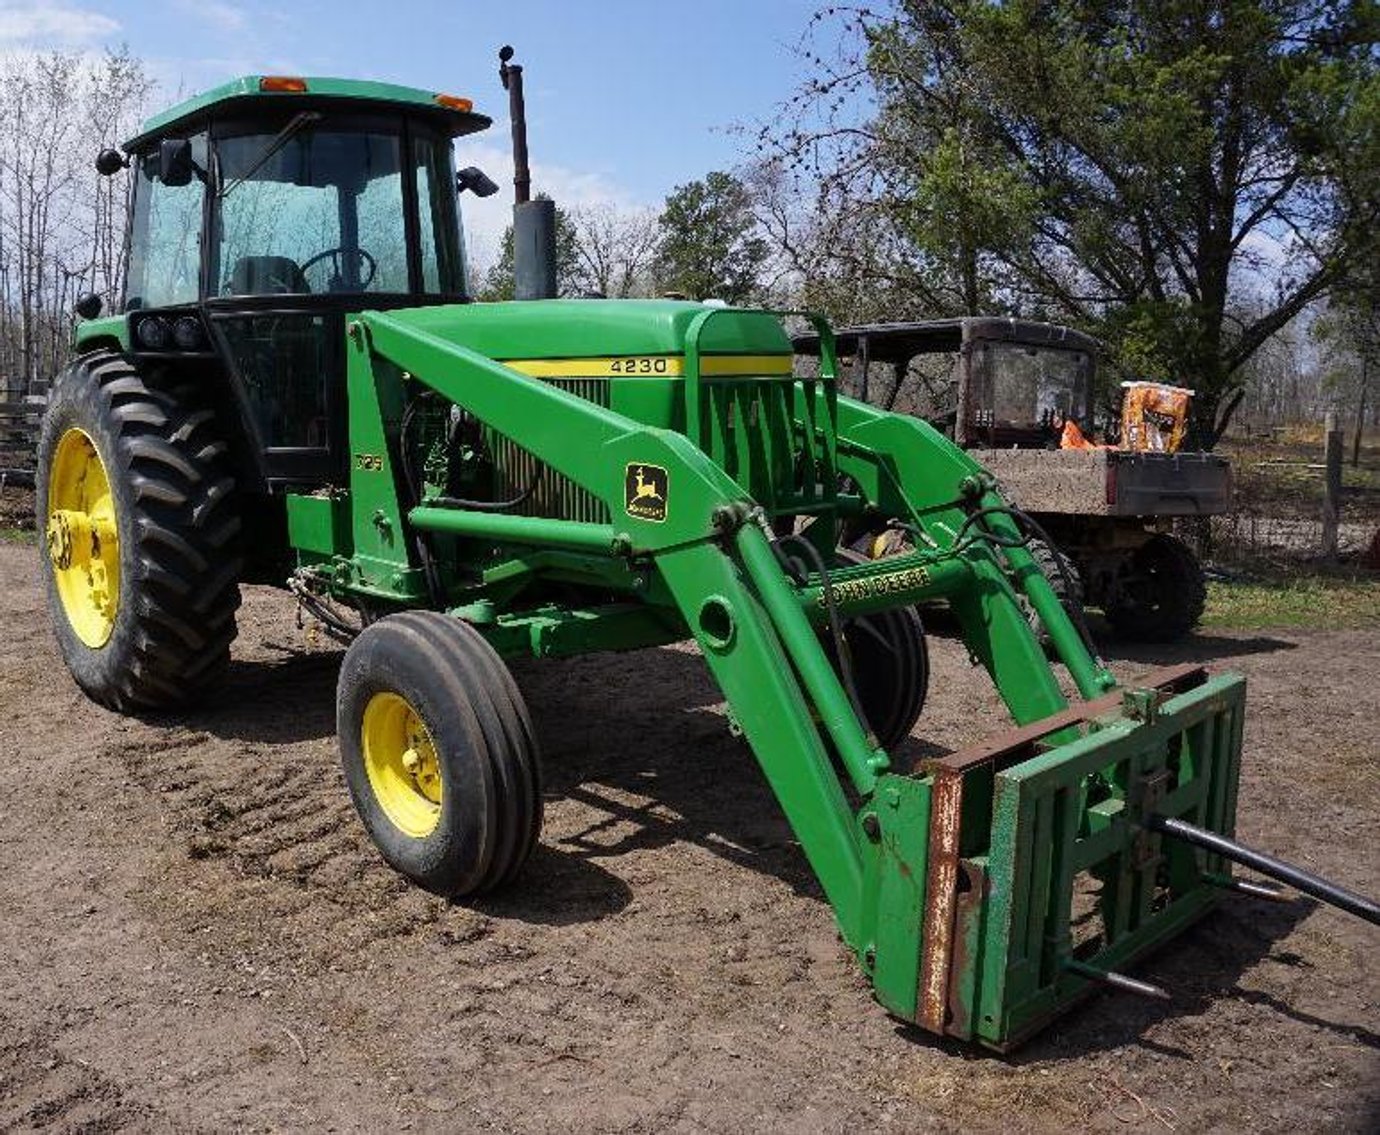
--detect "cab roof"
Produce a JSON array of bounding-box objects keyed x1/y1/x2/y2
[
  {"x1": 793, "y1": 317, "x2": 1101, "y2": 363},
  {"x1": 125, "y1": 75, "x2": 491, "y2": 150}
]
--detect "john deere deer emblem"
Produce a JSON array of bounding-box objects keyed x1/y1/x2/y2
[{"x1": 624, "y1": 463, "x2": 668, "y2": 522}]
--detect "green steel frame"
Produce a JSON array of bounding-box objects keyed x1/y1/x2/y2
[{"x1": 278, "y1": 302, "x2": 1249, "y2": 1048}]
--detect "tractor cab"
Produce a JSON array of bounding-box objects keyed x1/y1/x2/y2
[
  {"x1": 87, "y1": 76, "x2": 493, "y2": 487},
  {"x1": 796, "y1": 318, "x2": 1099, "y2": 449}
]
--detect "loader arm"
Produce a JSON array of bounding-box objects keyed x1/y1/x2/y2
[{"x1": 334, "y1": 307, "x2": 1249, "y2": 1049}]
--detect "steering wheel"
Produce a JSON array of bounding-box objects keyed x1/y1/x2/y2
[{"x1": 300, "y1": 246, "x2": 378, "y2": 291}]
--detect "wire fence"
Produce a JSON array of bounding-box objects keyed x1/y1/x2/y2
[{"x1": 1190, "y1": 432, "x2": 1380, "y2": 569}]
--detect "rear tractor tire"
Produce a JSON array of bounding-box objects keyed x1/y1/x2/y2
[
  {"x1": 36, "y1": 350, "x2": 243, "y2": 711},
  {"x1": 1024, "y1": 537, "x2": 1086, "y2": 646},
  {"x1": 1106, "y1": 533, "x2": 1206, "y2": 643},
  {"x1": 336, "y1": 612, "x2": 543, "y2": 897}
]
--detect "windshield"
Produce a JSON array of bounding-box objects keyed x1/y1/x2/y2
[
  {"x1": 969, "y1": 342, "x2": 1090, "y2": 430},
  {"x1": 210, "y1": 120, "x2": 464, "y2": 298}
]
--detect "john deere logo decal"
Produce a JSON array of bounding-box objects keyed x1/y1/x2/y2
[{"x1": 625, "y1": 463, "x2": 668, "y2": 522}]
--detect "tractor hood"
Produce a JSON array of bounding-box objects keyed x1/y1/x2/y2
[{"x1": 384, "y1": 300, "x2": 794, "y2": 365}]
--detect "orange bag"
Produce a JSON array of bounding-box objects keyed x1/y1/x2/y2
[{"x1": 1120, "y1": 381, "x2": 1193, "y2": 453}]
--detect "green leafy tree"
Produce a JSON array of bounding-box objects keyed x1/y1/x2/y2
[
  {"x1": 655, "y1": 172, "x2": 768, "y2": 303},
  {"x1": 769, "y1": 1, "x2": 1379, "y2": 446}
]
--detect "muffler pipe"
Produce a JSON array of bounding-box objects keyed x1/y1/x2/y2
[{"x1": 499, "y1": 44, "x2": 557, "y2": 300}]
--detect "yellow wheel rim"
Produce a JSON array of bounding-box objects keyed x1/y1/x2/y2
[
  {"x1": 361, "y1": 691, "x2": 444, "y2": 838},
  {"x1": 46, "y1": 427, "x2": 120, "y2": 648}
]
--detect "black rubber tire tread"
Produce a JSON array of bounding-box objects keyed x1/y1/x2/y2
[
  {"x1": 336, "y1": 612, "x2": 542, "y2": 897},
  {"x1": 36, "y1": 350, "x2": 242, "y2": 711},
  {"x1": 828, "y1": 549, "x2": 929, "y2": 751},
  {"x1": 1024, "y1": 537, "x2": 1086, "y2": 647},
  {"x1": 1106, "y1": 533, "x2": 1207, "y2": 643}
]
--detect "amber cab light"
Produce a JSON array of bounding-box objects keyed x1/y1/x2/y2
[
  {"x1": 260, "y1": 76, "x2": 308, "y2": 93},
  {"x1": 434, "y1": 93, "x2": 473, "y2": 112}
]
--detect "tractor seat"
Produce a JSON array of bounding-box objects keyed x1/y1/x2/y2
[{"x1": 226, "y1": 255, "x2": 310, "y2": 296}]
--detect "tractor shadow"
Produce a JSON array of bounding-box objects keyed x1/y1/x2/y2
[
  {"x1": 201, "y1": 647, "x2": 345, "y2": 744},
  {"x1": 517, "y1": 644, "x2": 1374, "y2": 1056},
  {"x1": 894, "y1": 893, "x2": 1376, "y2": 1061},
  {"x1": 186, "y1": 632, "x2": 1346, "y2": 1049},
  {"x1": 514, "y1": 645, "x2": 837, "y2": 904},
  {"x1": 1010, "y1": 895, "x2": 1377, "y2": 1060},
  {"x1": 1095, "y1": 629, "x2": 1300, "y2": 666},
  {"x1": 923, "y1": 604, "x2": 1299, "y2": 665},
  {"x1": 472, "y1": 843, "x2": 633, "y2": 926},
  {"x1": 182, "y1": 630, "x2": 1367, "y2": 1046}
]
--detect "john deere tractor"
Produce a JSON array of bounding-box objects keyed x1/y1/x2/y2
[{"x1": 39, "y1": 53, "x2": 1375, "y2": 1050}]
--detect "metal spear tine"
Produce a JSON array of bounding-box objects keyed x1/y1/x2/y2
[{"x1": 1147, "y1": 814, "x2": 1380, "y2": 927}]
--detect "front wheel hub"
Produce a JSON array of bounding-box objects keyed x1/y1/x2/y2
[{"x1": 361, "y1": 692, "x2": 444, "y2": 838}]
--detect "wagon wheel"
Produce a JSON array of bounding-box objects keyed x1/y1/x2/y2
[{"x1": 1105, "y1": 533, "x2": 1206, "y2": 643}]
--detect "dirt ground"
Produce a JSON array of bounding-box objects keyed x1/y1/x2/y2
[{"x1": 1, "y1": 539, "x2": 1376, "y2": 1133}]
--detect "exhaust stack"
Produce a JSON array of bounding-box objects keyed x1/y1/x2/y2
[{"x1": 499, "y1": 45, "x2": 557, "y2": 300}]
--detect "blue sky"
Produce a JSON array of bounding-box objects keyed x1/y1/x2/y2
[{"x1": 0, "y1": 0, "x2": 828, "y2": 262}]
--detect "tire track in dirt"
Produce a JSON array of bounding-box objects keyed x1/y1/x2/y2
[
  {"x1": 101, "y1": 723, "x2": 459, "y2": 966},
  {"x1": 10, "y1": 541, "x2": 1374, "y2": 1132},
  {"x1": 0, "y1": 1012, "x2": 164, "y2": 1132}
]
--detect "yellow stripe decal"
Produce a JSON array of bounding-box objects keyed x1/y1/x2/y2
[{"x1": 502, "y1": 354, "x2": 793, "y2": 379}]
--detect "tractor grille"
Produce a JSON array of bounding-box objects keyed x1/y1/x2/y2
[
  {"x1": 488, "y1": 377, "x2": 611, "y2": 523},
  {"x1": 693, "y1": 375, "x2": 837, "y2": 514}
]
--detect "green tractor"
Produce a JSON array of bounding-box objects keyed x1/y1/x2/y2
[{"x1": 39, "y1": 53, "x2": 1376, "y2": 1049}]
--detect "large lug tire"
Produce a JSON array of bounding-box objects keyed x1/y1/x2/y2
[
  {"x1": 824, "y1": 550, "x2": 930, "y2": 752},
  {"x1": 1105, "y1": 533, "x2": 1206, "y2": 643},
  {"x1": 36, "y1": 350, "x2": 243, "y2": 711},
  {"x1": 336, "y1": 612, "x2": 542, "y2": 897},
  {"x1": 1024, "y1": 537, "x2": 1086, "y2": 646}
]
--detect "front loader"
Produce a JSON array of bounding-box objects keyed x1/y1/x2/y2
[{"x1": 39, "y1": 51, "x2": 1376, "y2": 1051}]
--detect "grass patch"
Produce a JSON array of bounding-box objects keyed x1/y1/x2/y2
[
  {"x1": 1204, "y1": 575, "x2": 1380, "y2": 630},
  {"x1": 0, "y1": 526, "x2": 36, "y2": 545}
]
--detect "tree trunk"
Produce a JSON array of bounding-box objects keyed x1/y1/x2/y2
[{"x1": 1355, "y1": 357, "x2": 1369, "y2": 468}]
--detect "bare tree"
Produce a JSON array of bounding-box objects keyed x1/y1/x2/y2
[
  {"x1": 1314, "y1": 273, "x2": 1380, "y2": 464},
  {"x1": 567, "y1": 203, "x2": 659, "y2": 298},
  {"x1": 0, "y1": 48, "x2": 153, "y2": 390}
]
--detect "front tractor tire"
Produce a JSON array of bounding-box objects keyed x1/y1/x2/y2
[
  {"x1": 336, "y1": 612, "x2": 542, "y2": 897},
  {"x1": 1106, "y1": 533, "x2": 1207, "y2": 643},
  {"x1": 828, "y1": 549, "x2": 929, "y2": 752},
  {"x1": 37, "y1": 351, "x2": 243, "y2": 711}
]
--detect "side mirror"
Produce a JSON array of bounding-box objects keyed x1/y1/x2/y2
[
  {"x1": 95, "y1": 148, "x2": 127, "y2": 176},
  {"x1": 456, "y1": 166, "x2": 499, "y2": 198},
  {"x1": 74, "y1": 293, "x2": 103, "y2": 320},
  {"x1": 159, "y1": 138, "x2": 194, "y2": 187}
]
